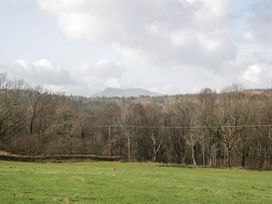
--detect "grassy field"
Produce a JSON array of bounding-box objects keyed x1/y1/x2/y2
[{"x1": 0, "y1": 161, "x2": 272, "y2": 203}]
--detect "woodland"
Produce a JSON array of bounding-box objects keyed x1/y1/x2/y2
[{"x1": 0, "y1": 74, "x2": 272, "y2": 169}]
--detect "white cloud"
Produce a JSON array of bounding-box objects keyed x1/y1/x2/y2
[
  {"x1": 0, "y1": 0, "x2": 18, "y2": 3},
  {"x1": 241, "y1": 31, "x2": 255, "y2": 43},
  {"x1": 37, "y1": 0, "x2": 236, "y2": 68},
  {"x1": 170, "y1": 31, "x2": 192, "y2": 48},
  {"x1": 242, "y1": 64, "x2": 262, "y2": 84},
  {"x1": 240, "y1": 64, "x2": 272, "y2": 87},
  {"x1": 32, "y1": 59, "x2": 52, "y2": 68},
  {"x1": 33, "y1": 0, "x2": 272, "y2": 94},
  {"x1": 0, "y1": 0, "x2": 32, "y2": 4},
  {"x1": 217, "y1": 50, "x2": 272, "y2": 89},
  {"x1": 104, "y1": 78, "x2": 121, "y2": 88},
  {"x1": 1, "y1": 49, "x2": 271, "y2": 95}
]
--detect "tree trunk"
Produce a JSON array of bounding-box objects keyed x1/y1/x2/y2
[
  {"x1": 30, "y1": 116, "x2": 35, "y2": 134},
  {"x1": 153, "y1": 153, "x2": 157, "y2": 163},
  {"x1": 208, "y1": 140, "x2": 212, "y2": 167},
  {"x1": 191, "y1": 144, "x2": 197, "y2": 166},
  {"x1": 226, "y1": 145, "x2": 231, "y2": 168},
  {"x1": 108, "y1": 126, "x2": 111, "y2": 157},
  {"x1": 127, "y1": 136, "x2": 131, "y2": 161},
  {"x1": 151, "y1": 133, "x2": 161, "y2": 163},
  {"x1": 241, "y1": 152, "x2": 246, "y2": 168},
  {"x1": 202, "y1": 136, "x2": 205, "y2": 166}
]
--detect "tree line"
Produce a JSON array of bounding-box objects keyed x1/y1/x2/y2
[{"x1": 0, "y1": 74, "x2": 272, "y2": 169}]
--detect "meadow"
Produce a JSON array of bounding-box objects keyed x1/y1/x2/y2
[{"x1": 0, "y1": 161, "x2": 272, "y2": 203}]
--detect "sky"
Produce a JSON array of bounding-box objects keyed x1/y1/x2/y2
[{"x1": 0, "y1": 0, "x2": 272, "y2": 96}]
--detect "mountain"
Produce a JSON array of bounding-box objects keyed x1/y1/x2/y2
[{"x1": 93, "y1": 87, "x2": 161, "y2": 97}]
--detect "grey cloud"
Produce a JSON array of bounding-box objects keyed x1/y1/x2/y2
[
  {"x1": 0, "y1": 58, "x2": 126, "y2": 95},
  {"x1": 250, "y1": 0, "x2": 272, "y2": 44},
  {"x1": 0, "y1": 59, "x2": 75, "y2": 86}
]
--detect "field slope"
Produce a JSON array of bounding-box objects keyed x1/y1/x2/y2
[{"x1": 0, "y1": 161, "x2": 272, "y2": 203}]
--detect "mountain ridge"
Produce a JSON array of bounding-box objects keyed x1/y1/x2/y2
[{"x1": 93, "y1": 87, "x2": 161, "y2": 97}]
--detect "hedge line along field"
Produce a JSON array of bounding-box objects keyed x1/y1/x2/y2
[{"x1": 0, "y1": 161, "x2": 272, "y2": 203}]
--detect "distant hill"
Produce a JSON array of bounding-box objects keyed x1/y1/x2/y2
[{"x1": 93, "y1": 88, "x2": 161, "y2": 97}]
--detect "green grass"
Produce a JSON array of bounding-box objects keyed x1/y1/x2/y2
[{"x1": 0, "y1": 161, "x2": 272, "y2": 203}]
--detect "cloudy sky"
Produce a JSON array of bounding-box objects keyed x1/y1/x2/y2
[{"x1": 0, "y1": 0, "x2": 271, "y2": 95}]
